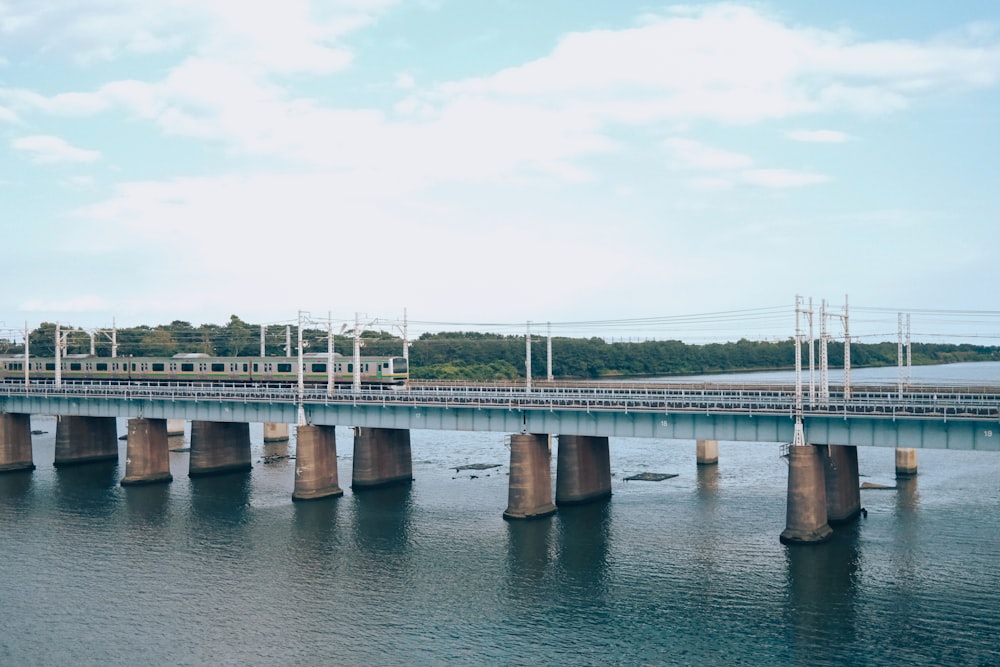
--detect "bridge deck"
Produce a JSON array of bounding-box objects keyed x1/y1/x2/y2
[{"x1": 3, "y1": 380, "x2": 999, "y2": 450}]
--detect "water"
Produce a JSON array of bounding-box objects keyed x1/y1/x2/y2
[{"x1": 2, "y1": 365, "x2": 999, "y2": 665}]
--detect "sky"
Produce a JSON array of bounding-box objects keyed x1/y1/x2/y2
[{"x1": 2, "y1": 1, "x2": 999, "y2": 343}]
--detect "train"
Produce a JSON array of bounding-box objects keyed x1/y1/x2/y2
[{"x1": 0, "y1": 352, "x2": 408, "y2": 387}]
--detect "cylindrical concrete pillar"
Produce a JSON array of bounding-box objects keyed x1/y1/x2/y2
[
  {"x1": 351, "y1": 427, "x2": 412, "y2": 490},
  {"x1": 504, "y1": 433, "x2": 556, "y2": 520},
  {"x1": 780, "y1": 444, "x2": 833, "y2": 545},
  {"x1": 166, "y1": 419, "x2": 186, "y2": 437},
  {"x1": 696, "y1": 439, "x2": 719, "y2": 466},
  {"x1": 821, "y1": 444, "x2": 861, "y2": 523},
  {"x1": 53, "y1": 415, "x2": 119, "y2": 467},
  {"x1": 121, "y1": 418, "x2": 173, "y2": 486},
  {"x1": 895, "y1": 447, "x2": 918, "y2": 477},
  {"x1": 0, "y1": 413, "x2": 35, "y2": 473},
  {"x1": 264, "y1": 422, "x2": 290, "y2": 442},
  {"x1": 556, "y1": 435, "x2": 611, "y2": 506},
  {"x1": 189, "y1": 421, "x2": 252, "y2": 477},
  {"x1": 293, "y1": 424, "x2": 343, "y2": 501}
]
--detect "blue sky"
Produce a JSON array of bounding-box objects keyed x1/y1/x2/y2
[{"x1": 2, "y1": 1, "x2": 999, "y2": 342}]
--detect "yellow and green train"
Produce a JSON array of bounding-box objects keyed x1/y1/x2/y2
[{"x1": 0, "y1": 353, "x2": 408, "y2": 387}]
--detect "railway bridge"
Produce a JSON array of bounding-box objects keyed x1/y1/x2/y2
[{"x1": 2, "y1": 379, "x2": 999, "y2": 543}]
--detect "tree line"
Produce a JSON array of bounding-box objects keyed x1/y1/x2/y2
[{"x1": 5, "y1": 316, "x2": 999, "y2": 380}]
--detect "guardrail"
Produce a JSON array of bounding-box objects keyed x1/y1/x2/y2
[{"x1": 3, "y1": 380, "x2": 999, "y2": 422}]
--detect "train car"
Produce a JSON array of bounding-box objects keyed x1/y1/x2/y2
[{"x1": 0, "y1": 352, "x2": 409, "y2": 387}]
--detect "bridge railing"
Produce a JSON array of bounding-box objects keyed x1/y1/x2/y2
[{"x1": 3, "y1": 380, "x2": 998, "y2": 421}]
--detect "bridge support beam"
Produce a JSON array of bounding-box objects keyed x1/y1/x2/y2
[
  {"x1": 264, "y1": 423, "x2": 290, "y2": 442},
  {"x1": 189, "y1": 421, "x2": 252, "y2": 477},
  {"x1": 293, "y1": 425, "x2": 343, "y2": 501},
  {"x1": 121, "y1": 418, "x2": 173, "y2": 486},
  {"x1": 351, "y1": 427, "x2": 412, "y2": 490},
  {"x1": 504, "y1": 433, "x2": 556, "y2": 520},
  {"x1": 895, "y1": 447, "x2": 918, "y2": 477},
  {"x1": 820, "y1": 444, "x2": 861, "y2": 523},
  {"x1": 54, "y1": 416, "x2": 119, "y2": 467},
  {"x1": 780, "y1": 444, "x2": 833, "y2": 545},
  {"x1": 556, "y1": 435, "x2": 611, "y2": 506},
  {"x1": 0, "y1": 413, "x2": 35, "y2": 473},
  {"x1": 696, "y1": 439, "x2": 719, "y2": 466}
]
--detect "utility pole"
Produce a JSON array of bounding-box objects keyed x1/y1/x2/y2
[
  {"x1": 297, "y1": 311, "x2": 305, "y2": 425},
  {"x1": 23, "y1": 322, "x2": 30, "y2": 386},
  {"x1": 792, "y1": 296, "x2": 805, "y2": 447},
  {"x1": 55, "y1": 323, "x2": 62, "y2": 387},
  {"x1": 546, "y1": 322, "x2": 553, "y2": 381},
  {"x1": 525, "y1": 321, "x2": 532, "y2": 391},
  {"x1": 353, "y1": 312, "x2": 362, "y2": 394}
]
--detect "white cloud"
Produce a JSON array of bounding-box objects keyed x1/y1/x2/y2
[
  {"x1": 665, "y1": 138, "x2": 754, "y2": 169},
  {"x1": 20, "y1": 295, "x2": 113, "y2": 313},
  {"x1": 787, "y1": 129, "x2": 852, "y2": 143},
  {"x1": 395, "y1": 72, "x2": 416, "y2": 89},
  {"x1": 4, "y1": 2, "x2": 998, "y2": 195},
  {"x1": 740, "y1": 168, "x2": 829, "y2": 188},
  {"x1": 12, "y1": 135, "x2": 101, "y2": 164},
  {"x1": 0, "y1": 104, "x2": 17, "y2": 123}
]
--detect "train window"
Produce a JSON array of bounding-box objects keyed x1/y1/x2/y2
[
  {"x1": 181, "y1": 363, "x2": 194, "y2": 372},
  {"x1": 311, "y1": 363, "x2": 326, "y2": 373},
  {"x1": 242, "y1": 364, "x2": 248, "y2": 372},
  {"x1": 45, "y1": 363, "x2": 56, "y2": 371},
  {"x1": 277, "y1": 363, "x2": 292, "y2": 373},
  {"x1": 384, "y1": 362, "x2": 390, "y2": 369},
  {"x1": 8, "y1": 362, "x2": 22, "y2": 371},
  {"x1": 211, "y1": 363, "x2": 225, "y2": 372},
  {"x1": 70, "y1": 363, "x2": 82, "y2": 371},
  {"x1": 347, "y1": 364, "x2": 353, "y2": 373},
  {"x1": 96, "y1": 363, "x2": 108, "y2": 371},
  {"x1": 152, "y1": 363, "x2": 165, "y2": 372},
  {"x1": 253, "y1": 364, "x2": 259, "y2": 372},
  {"x1": 132, "y1": 363, "x2": 137, "y2": 371}
]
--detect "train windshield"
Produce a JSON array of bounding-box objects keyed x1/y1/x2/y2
[{"x1": 392, "y1": 357, "x2": 408, "y2": 373}]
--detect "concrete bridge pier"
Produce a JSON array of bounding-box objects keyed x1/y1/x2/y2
[
  {"x1": 264, "y1": 423, "x2": 290, "y2": 442},
  {"x1": 351, "y1": 427, "x2": 412, "y2": 490},
  {"x1": 189, "y1": 421, "x2": 252, "y2": 477},
  {"x1": 54, "y1": 416, "x2": 119, "y2": 467},
  {"x1": 0, "y1": 413, "x2": 35, "y2": 472},
  {"x1": 820, "y1": 445, "x2": 861, "y2": 523},
  {"x1": 780, "y1": 444, "x2": 833, "y2": 545},
  {"x1": 293, "y1": 425, "x2": 343, "y2": 501},
  {"x1": 504, "y1": 433, "x2": 557, "y2": 520},
  {"x1": 696, "y1": 439, "x2": 719, "y2": 466},
  {"x1": 166, "y1": 419, "x2": 186, "y2": 437},
  {"x1": 895, "y1": 448, "x2": 918, "y2": 477},
  {"x1": 121, "y1": 418, "x2": 173, "y2": 486},
  {"x1": 556, "y1": 435, "x2": 611, "y2": 506}
]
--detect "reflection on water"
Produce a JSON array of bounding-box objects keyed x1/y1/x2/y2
[
  {"x1": 696, "y1": 464, "x2": 719, "y2": 505},
  {"x1": 895, "y1": 475, "x2": 920, "y2": 514},
  {"x1": 55, "y1": 460, "x2": 121, "y2": 519},
  {"x1": 122, "y1": 482, "x2": 170, "y2": 527},
  {"x1": 785, "y1": 524, "x2": 861, "y2": 654},
  {"x1": 351, "y1": 484, "x2": 414, "y2": 553},
  {"x1": 505, "y1": 516, "x2": 554, "y2": 598},
  {"x1": 0, "y1": 470, "x2": 33, "y2": 501},
  {"x1": 556, "y1": 501, "x2": 611, "y2": 601},
  {"x1": 189, "y1": 472, "x2": 252, "y2": 527}
]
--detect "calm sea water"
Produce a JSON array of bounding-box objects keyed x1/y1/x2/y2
[{"x1": 2, "y1": 364, "x2": 999, "y2": 666}]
